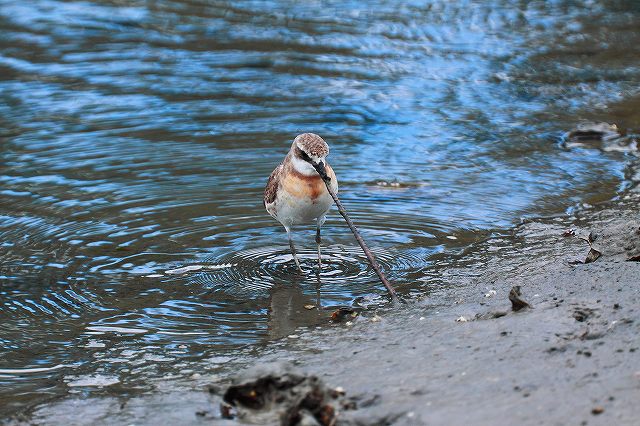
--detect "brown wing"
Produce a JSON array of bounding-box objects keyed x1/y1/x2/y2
[{"x1": 263, "y1": 164, "x2": 283, "y2": 207}]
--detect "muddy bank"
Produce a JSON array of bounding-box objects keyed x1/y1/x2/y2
[{"x1": 9, "y1": 192, "x2": 640, "y2": 425}]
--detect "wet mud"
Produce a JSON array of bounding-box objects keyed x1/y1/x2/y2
[{"x1": 10, "y1": 190, "x2": 639, "y2": 425}]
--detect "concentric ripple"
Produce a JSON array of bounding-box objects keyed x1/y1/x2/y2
[{"x1": 187, "y1": 244, "x2": 405, "y2": 300}]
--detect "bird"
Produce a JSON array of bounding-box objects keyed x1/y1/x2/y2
[{"x1": 263, "y1": 133, "x2": 338, "y2": 272}]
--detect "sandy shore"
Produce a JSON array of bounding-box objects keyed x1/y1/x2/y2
[{"x1": 9, "y1": 191, "x2": 640, "y2": 425}]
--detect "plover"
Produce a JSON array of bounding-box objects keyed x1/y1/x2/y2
[{"x1": 264, "y1": 133, "x2": 338, "y2": 272}]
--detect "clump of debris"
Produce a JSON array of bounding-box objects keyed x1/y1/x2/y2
[{"x1": 214, "y1": 364, "x2": 355, "y2": 425}]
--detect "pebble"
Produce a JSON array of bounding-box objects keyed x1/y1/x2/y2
[{"x1": 484, "y1": 289, "x2": 497, "y2": 298}]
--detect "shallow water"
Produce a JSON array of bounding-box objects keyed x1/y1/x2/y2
[{"x1": 0, "y1": 0, "x2": 639, "y2": 415}]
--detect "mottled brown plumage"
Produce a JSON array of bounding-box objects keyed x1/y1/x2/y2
[
  {"x1": 263, "y1": 164, "x2": 283, "y2": 206},
  {"x1": 294, "y1": 133, "x2": 329, "y2": 158}
]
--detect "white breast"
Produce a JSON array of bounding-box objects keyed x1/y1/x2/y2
[{"x1": 275, "y1": 189, "x2": 332, "y2": 226}]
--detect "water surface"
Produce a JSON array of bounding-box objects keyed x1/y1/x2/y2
[{"x1": 1, "y1": 0, "x2": 639, "y2": 415}]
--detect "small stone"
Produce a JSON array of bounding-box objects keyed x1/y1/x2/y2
[
  {"x1": 509, "y1": 286, "x2": 531, "y2": 311},
  {"x1": 456, "y1": 316, "x2": 468, "y2": 323},
  {"x1": 591, "y1": 406, "x2": 604, "y2": 415},
  {"x1": 484, "y1": 289, "x2": 497, "y2": 298}
]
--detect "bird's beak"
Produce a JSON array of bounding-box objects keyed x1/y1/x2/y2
[{"x1": 313, "y1": 161, "x2": 329, "y2": 180}]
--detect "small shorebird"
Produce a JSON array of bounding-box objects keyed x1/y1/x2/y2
[{"x1": 264, "y1": 133, "x2": 338, "y2": 272}]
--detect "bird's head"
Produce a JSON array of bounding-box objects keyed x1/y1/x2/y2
[{"x1": 290, "y1": 133, "x2": 330, "y2": 180}]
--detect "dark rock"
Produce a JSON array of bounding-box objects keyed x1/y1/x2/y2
[
  {"x1": 509, "y1": 286, "x2": 531, "y2": 312},
  {"x1": 221, "y1": 364, "x2": 347, "y2": 425}
]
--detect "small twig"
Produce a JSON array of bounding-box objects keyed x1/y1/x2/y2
[{"x1": 318, "y1": 173, "x2": 398, "y2": 301}]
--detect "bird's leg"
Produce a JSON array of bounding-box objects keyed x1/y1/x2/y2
[
  {"x1": 285, "y1": 226, "x2": 303, "y2": 273},
  {"x1": 315, "y1": 216, "x2": 326, "y2": 272},
  {"x1": 316, "y1": 227, "x2": 322, "y2": 270},
  {"x1": 314, "y1": 268, "x2": 322, "y2": 308}
]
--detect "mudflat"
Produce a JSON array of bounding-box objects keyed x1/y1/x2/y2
[{"x1": 13, "y1": 192, "x2": 639, "y2": 425}]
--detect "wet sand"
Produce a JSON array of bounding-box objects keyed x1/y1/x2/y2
[{"x1": 9, "y1": 189, "x2": 639, "y2": 425}]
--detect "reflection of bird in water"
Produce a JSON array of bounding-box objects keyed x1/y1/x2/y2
[
  {"x1": 267, "y1": 280, "x2": 322, "y2": 340},
  {"x1": 264, "y1": 133, "x2": 338, "y2": 272}
]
